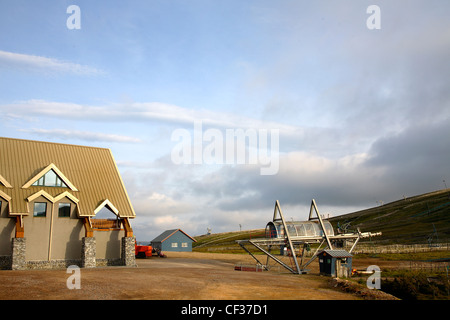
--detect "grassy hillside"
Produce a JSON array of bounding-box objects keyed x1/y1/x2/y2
[
  {"x1": 193, "y1": 189, "x2": 450, "y2": 251},
  {"x1": 329, "y1": 189, "x2": 450, "y2": 244},
  {"x1": 193, "y1": 229, "x2": 265, "y2": 253}
]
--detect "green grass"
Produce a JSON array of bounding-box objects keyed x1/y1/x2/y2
[
  {"x1": 381, "y1": 270, "x2": 450, "y2": 300},
  {"x1": 329, "y1": 189, "x2": 450, "y2": 244},
  {"x1": 193, "y1": 229, "x2": 265, "y2": 253}
]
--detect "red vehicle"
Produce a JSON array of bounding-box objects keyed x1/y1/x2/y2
[
  {"x1": 135, "y1": 241, "x2": 166, "y2": 258},
  {"x1": 135, "y1": 241, "x2": 153, "y2": 258}
]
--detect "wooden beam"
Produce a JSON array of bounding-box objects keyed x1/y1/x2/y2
[
  {"x1": 122, "y1": 218, "x2": 133, "y2": 237},
  {"x1": 15, "y1": 216, "x2": 24, "y2": 238},
  {"x1": 83, "y1": 217, "x2": 93, "y2": 237}
]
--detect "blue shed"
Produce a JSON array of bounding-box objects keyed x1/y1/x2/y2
[{"x1": 151, "y1": 229, "x2": 197, "y2": 252}]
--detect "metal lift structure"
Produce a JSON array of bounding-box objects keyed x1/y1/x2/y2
[{"x1": 237, "y1": 199, "x2": 382, "y2": 274}]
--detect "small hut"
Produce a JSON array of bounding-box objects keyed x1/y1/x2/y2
[{"x1": 318, "y1": 249, "x2": 353, "y2": 278}]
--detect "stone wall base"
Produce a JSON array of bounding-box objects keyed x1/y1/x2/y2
[
  {"x1": 121, "y1": 236, "x2": 136, "y2": 267},
  {"x1": 3, "y1": 236, "x2": 136, "y2": 270},
  {"x1": 81, "y1": 237, "x2": 96, "y2": 268},
  {"x1": 1, "y1": 258, "x2": 124, "y2": 270},
  {"x1": 11, "y1": 238, "x2": 26, "y2": 270}
]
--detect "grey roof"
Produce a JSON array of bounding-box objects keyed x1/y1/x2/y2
[
  {"x1": 320, "y1": 249, "x2": 353, "y2": 258},
  {"x1": 151, "y1": 229, "x2": 197, "y2": 243}
]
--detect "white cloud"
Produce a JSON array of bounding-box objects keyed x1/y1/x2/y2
[
  {"x1": 0, "y1": 99, "x2": 296, "y2": 130},
  {"x1": 132, "y1": 192, "x2": 193, "y2": 215},
  {"x1": 154, "y1": 215, "x2": 180, "y2": 227},
  {"x1": 0, "y1": 50, "x2": 104, "y2": 75},
  {"x1": 1, "y1": 99, "x2": 305, "y2": 148},
  {"x1": 21, "y1": 128, "x2": 141, "y2": 143}
]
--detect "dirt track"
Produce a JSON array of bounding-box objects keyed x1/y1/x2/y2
[{"x1": 0, "y1": 252, "x2": 397, "y2": 300}]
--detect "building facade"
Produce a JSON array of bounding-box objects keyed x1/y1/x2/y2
[
  {"x1": 0, "y1": 137, "x2": 136, "y2": 270},
  {"x1": 151, "y1": 229, "x2": 196, "y2": 252}
]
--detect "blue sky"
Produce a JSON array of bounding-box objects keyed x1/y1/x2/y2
[{"x1": 1, "y1": 1, "x2": 450, "y2": 241}]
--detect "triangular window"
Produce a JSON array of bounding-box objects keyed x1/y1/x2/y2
[
  {"x1": 32, "y1": 169, "x2": 68, "y2": 188},
  {"x1": 22, "y1": 163, "x2": 78, "y2": 191},
  {"x1": 91, "y1": 202, "x2": 119, "y2": 229},
  {"x1": 95, "y1": 206, "x2": 118, "y2": 219}
]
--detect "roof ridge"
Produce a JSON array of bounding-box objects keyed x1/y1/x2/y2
[{"x1": 0, "y1": 136, "x2": 110, "y2": 151}]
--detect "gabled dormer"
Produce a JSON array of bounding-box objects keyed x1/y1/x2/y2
[
  {"x1": 22, "y1": 163, "x2": 78, "y2": 191},
  {"x1": 0, "y1": 174, "x2": 12, "y2": 188},
  {"x1": 32, "y1": 169, "x2": 67, "y2": 188}
]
